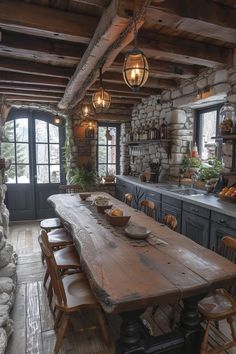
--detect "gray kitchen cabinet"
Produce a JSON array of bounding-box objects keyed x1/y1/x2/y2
[
  {"x1": 181, "y1": 202, "x2": 210, "y2": 247},
  {"x1": 143, "y1": 189, "x2": 161, "y2": 220},
  {"x1": 116, "y1": 178, "x2": 134, "y2": 203},
  {"x1": 161, "y1": 195, "x2": 182, "y2": 232},
  {"x1": 209, "y1": 211, "x2": 236, "y2": 251}
]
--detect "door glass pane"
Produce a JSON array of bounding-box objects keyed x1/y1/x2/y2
[
  {"x1": 15, "y1": 119, "x2": 28, "y2": 142},
  {"x1": 49, "y1": 124, "x2": 59, "y2": 143},
  {"x1": 50, "y1": 165, "x2": 60, "y2": 183},
  {"x1": 4, "y1": 121, "x2": 14, "y2": 142},
  {"x1": 108, "y1": 146, "x2": 116, "y2": 164},
  {"x1": 98, "y1": 145, "x2": 107, "y2": 163},
  {"x1": 35, "y1": 120, "x2": 48, "y2": 143},
  {"x1": 6, "y1": 165, "x2": 16, "y2": 183},
  {"x1": 17, "y1": 165, "x2": 30, "y2": 184},
  {"x1": 49, "y1": 144, "x2": 59, "y2": 164},
  {"x1": 98, "y1": 127, "x2": 106, "y2": 144},
  {"x1": 108, "y1": 127, "x2": 116, "y2": 145},
  {"x1": 107, "y1": 164, "x2": 116, "y2": 175},
  {"x1": 37, "y1": 165, "x2": 49, "y2": 183},
  {"x1": 1, "y1": 143, "x2": 15, "y2": 163},
  {"x1": 36, "y1": 144, "x2": 48, "y2": 164},
  {"x1": 16, "y1": 143, "x2": 29, "y2": 163},
  {"x1": 98, "y1": 164, "x2": 107, "y2": 176},
  {"x1": 199, "y1": 111, "x2": 217, "y2": 160}
]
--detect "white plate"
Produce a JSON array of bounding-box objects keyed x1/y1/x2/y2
[{"x1": 124, "y1": 225, "x2": 151, "y2": 240}]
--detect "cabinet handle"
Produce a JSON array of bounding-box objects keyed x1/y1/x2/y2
[
  {"x1": 190, "y1": 207, "x2": 199, "y2": 213},
  {"x1": 219, "y1": 219, "x2": 225, "y2": 224}
]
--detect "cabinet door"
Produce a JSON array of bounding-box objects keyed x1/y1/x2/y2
[
  {"x1": 161, "y1": 203, "x2": 182, "y2": 233},
  {"x1": 209, "y1": 222, "x2": 236, "y2": 252},
  {"x1": 143, "y1": 190, "x2": 161, "y2": 221},
  {"x1": 182, "y1": 211, "x2": 209, "y2": 247},
  {"x1": 116, "y1": 179, "x2": 134, "y2": 202}
]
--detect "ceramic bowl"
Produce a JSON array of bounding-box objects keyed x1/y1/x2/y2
[
  {"x1": 124, "y1": 225, "x2": 151, "y2": 240},
  {"x1": 95, "y1": 202, "x2": 113, "y2": 214},
  {"x1": 105, "y1": 210, "x2": 130, "y2": 226},
  {"x1": 78, "y1": 192, "x2": 91, "y2": 201}
]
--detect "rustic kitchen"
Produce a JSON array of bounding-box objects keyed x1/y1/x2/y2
[{"x1": 0, "y1": 1, "x2": 236, "y2": 354}]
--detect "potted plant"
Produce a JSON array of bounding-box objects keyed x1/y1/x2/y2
[
  {"x1": 69, "y1": 166, "x2": 98, "y2": 192},
  {"x1": 198, "y1": 158, "x2": 223, "y2": 181},
  {"x1": 102, "y1": 169, "x2": 116, "y2": 183}
]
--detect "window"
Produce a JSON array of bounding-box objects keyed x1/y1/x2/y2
[
  {"x1": 97, "y1": 123, "x2": 120, "y2": 176},
  {"x1": 196, "y1": 105, "x2": 222, "y2": 161}
]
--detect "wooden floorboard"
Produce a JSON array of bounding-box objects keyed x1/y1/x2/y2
[{"x1": 5, "y1": 221, "x2": 236, "y2": 354}]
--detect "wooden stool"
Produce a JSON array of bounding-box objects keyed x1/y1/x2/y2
[
  {"x1": 140, "y1": 199, "x2": 156, "y2": 219},
  {"x1": 124, "y1": 193, "x2": 133, "y2": 207},
  {"x1": 40, "y1": 217, "x2": 62, "y2": 232},
  {"x1": 163, "y1": 214, "x2": 178, "y2": 231},
  {"x1": 198, "y1": 236, "x2": 236, "y2": 354}
]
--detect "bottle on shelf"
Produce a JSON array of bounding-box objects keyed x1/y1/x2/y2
[
  {"x1": 160, "y1": 118, "x2": 167, "y2": 139},
  {"x1": 151, "y1": 121, "x2": 157, "y2": 140},
  {"x1": 191, "y1": 142, "x2": 199, "y2": 158},
  {"x1": 129, "y1": 130, "x2": 133, "y2": 142}
]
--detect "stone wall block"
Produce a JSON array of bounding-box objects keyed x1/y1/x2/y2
[
  {"x1": 0, "y1": 264, "x2": 16, "y2": 278},
  {"x1": 170, "y1": 109, "x2": 187, "y2": 124},
  {"x1": 214, "y1": 69, "x2": 228, "y2": 84},
  {"x1": 0, "y1": 245, "x2": 13, "y2": 269},
  {"x1": 0, "y1": 278, "x2": 14, "y2": 295},
  {"x1": 196, "y1": 78, "x2": 207, "y2": 89}
]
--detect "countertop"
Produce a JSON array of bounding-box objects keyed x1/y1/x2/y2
[{"x1": 117, "y1": 175, "x2": 236, "y2": 218}]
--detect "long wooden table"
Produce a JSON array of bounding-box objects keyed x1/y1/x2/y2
[{"x1": 48, "y1": 192, "x2": 236, "y2": 354}]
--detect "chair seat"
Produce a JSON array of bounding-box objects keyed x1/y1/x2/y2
[
  {"x1": 54, "y1": 245, "x2": 80, "y2": 269},
  {"x1": 198, "y1": 289, "x2": 236, "y2": 320},
  {"x1": 56, "y1": 273, "x2": 97, "y2": 311},
  {"x1": 48, "y1": 229, "x2": 73, "y2": 247},
  {"x1": 40, "y1": 217, "x2": 62, "y2": 231}
]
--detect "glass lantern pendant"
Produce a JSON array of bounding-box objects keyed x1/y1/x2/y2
[
  {"x1": 81, "y1": 102, "x2": 91, "y2": 119},
  {"x1": 92, "y1": 67, "x2": 111, "y2": 113},
  {"x1": 123, "y1": 18, "x2": 149, "y2": 91},
  {"x1": 219, "y1": 102, "x2": 236, "y2": 135}
]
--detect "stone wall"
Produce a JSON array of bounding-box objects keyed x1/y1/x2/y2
[{"x1": 121, "y1": 66, "x2": 236, "y2": 177}]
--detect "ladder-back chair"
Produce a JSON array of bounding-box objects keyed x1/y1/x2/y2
[
  {"x1": 198, "y1": 236, "x2": 236, "y2": 354},
  {"x1": 163, "y1": 214, "x2": 178, "y2": 231},
  {"x1": 140, "y1": 199, "x2": 156, "y2": 219},
  {"x1": 124, "y1": 193, "x2": 133, "y2": 207}
]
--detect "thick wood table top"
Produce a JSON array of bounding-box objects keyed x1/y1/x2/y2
[{"x1": 48, "y1": 193, "x2": 236, "y2": 314}]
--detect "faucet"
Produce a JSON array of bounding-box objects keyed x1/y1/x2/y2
[
  {"x1": 191, "y1": 172, "x2": 198, "y2": 189},
  {"x1": 178, "y1": 169, "x2": 184, "y2": 187}
]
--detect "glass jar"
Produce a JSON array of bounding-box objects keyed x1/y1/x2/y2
[{"x1": 219, "y1": 102, "x2": 236, "y2": 135}]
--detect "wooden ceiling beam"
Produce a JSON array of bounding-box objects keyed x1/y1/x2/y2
[
  {"x1": 5, "y1": 96, "x2": 59, "y2": 103},
  {"x1": 58, "y1": 0, "x2": 152, "y2": 109},
  {"x1": 102, "y1": 71, "x2": 178, "y2": 89},
  {"x1": 0, "y1": 57, "x2": 74, "y2": 78},
  {"x1": 0, "y1": 0, "x2": 98, "y2": 43},
  {"x1": 133, "y1": 30, "x2": 232, "y2": 67},
  {"x1": 0, "y1": 89, "x2": 62, "y2": 99},
  {"x1": 72, "y1": 0, "x2": 109, "y2": 8},
  {"x1": 149, "y1": 0, "x2": 236, "y2": 43},
  {"x1": 0, "y1": 72, "x2": 68, "y2": 87},
  {"x1": 0, "y1": 83, "x2": 65, "y2": 93},
  {"x1": 0, "y1": 30, "x2": 86, "y2": 59},
  {"x1": 85, "y1": 95, "x2": 140, "y2": 105}
]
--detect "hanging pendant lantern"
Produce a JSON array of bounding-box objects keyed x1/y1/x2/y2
[
  {"x1": 219, "y1": 101, "x2": 236, "y2": 135},
  {"x1": 123, "y1": 18, "x2": 149, "y2": 91},
  {"x1": 92, "y1": 67, "x2": 111, "y2": 113},
  {"x1": 54, "y1": 114, "x2": 61, "y2": 125},
  {"x1": 81, "y1": 102, "x2": 92, "y2": 119}
]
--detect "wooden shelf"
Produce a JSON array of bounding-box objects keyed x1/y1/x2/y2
[
  {"x1": 212, "y1": 134, "x2": 236, "y2": 141},
  {"x1": 126, "y1": 139, "x2": 171, "y2": 145}
]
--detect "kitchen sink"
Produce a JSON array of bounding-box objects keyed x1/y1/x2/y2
[{"x1": 171, "y1": 188, "x2": 207, "y2": 196}]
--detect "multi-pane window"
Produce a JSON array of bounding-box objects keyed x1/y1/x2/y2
[
  {"x1": 97, "y1": 123, "x2": 120, "y2": 176},
  {"x1": 196, "y1": 105, "x2": 222, "y2": 160},
  {"x1": 1, "y1": 118, "x2": 30, "y2": 184}
]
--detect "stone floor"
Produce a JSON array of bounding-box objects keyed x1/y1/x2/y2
[{"x1": 5, "y1": 221, "x2": 236, "y2": 354}]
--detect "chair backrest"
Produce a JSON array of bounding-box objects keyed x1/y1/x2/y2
[
  {"x1": 59, "y1": 184, "x2": 81, "y2": 193},
  {"x1": 39, "y1": 231, "x2": 67, "y2": 306},
  {"x1": 219, "y1": 236, "x2": 236, "y2": 263},
  {"x1": 124, "y1": 193, "x2": 133, "y2": 207},
  {"x1": 140, "y1": 199, "x2": 156, "y2": 219},
  {"x1": 163, "y1": 214, "x2": 178, "y2": 231}
]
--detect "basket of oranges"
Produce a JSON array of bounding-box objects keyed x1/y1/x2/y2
[{"x1": 218, "y1": 186, "x2": 236, "y2": 203}]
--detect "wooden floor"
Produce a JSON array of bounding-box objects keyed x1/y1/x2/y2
[{"x1": 5, "y1": 221, "x2": 236, "y2": 354}]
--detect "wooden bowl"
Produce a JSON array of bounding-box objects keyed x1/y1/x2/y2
[
  {"x1": 218, "y1": 194, "x2": 236, "y2": 204},
  {"x1": 95, "y1": 202, "x2": 112, "y2": 214},
  {"x1": 78, "y1": 192, "x2": 91, "y2": 201},
  {"x1": 105, "y1": 210, "x2": 131, "y2": 226}
]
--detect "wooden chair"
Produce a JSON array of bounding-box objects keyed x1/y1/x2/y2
[
  {"x1": 198, "y1": 236, "x2": 236, "y2": 354},
  {"x1": 163, "y1": 214, "x2": 178, "y2": 231},
  {"x1": 124, "y1": 193, "x2": 133, "y2": 207},
  {"x1": 40, "y1": 217, "x2": 62, "y2": 232},
  {"x1": 40, "y1": 240, "x2": 110, "y2": 353},
  {"x1": 59, "y1": 184, "x2": 81, "y2": 193},
  {"x1": 140, "y1": 199, "x2": 156, "y2": 219}
]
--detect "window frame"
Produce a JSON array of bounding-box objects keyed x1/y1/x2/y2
[
  {"x1": 195, "y1": 104, "x2": 223, "y2": 160},
  {"x1": 97, "y1": 122, "x2": 121, "y2": 176}
]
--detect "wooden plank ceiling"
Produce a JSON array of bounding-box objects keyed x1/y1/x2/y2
[{"x1": 0, "y1": 0, "x2": 235, "y2": 121}]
